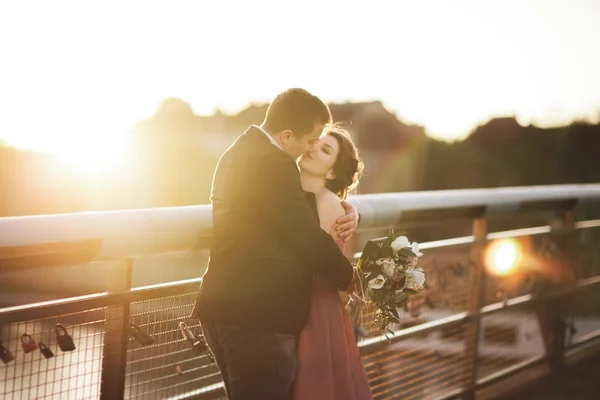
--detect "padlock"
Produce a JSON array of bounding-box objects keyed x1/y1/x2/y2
[
  {"x1": 0, "y1": 343, "x2": 15, "y2": 364},
  {"x1": 55, "y1": 324, "x2": 76, "y2": 351},
  {"x1": 129, "y1": 323, "x2": 154, "y2": 346},
  {"x1": 179, "y1": 322, "x2": 196, "y2": 343},
  {"x1": 39, "y1": 342, "x2": 54, "y2": 359},
  {"x1": 21, "y1": 333, "x2": 38, "y2": 353},
  {"x1": 179, "y1": 322, "x2": 208, "y2": 355}
]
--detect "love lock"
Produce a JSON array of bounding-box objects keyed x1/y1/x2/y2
[
  {"x1": 39, "y1": 342, "x2": 54, "y2": 359},
  {"x1": 56, "y1": 324, "x2": 76, "y2": 351},
  {"x1": 21, "y1": 333, "x2": 38, "y2": 354},
  {"x1": 129, "y1": 323, "x2": 154, "y2": 346},
  {"x1": 179, "y1": 322, "x2": 208, "y2": 355},
  {"x1": 0, "y1": 343, "x2": 15, "y2": 364}
]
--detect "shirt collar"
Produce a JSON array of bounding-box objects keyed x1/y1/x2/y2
[{"x1": 253, "y1": 125, "x2": 282, "y2": 150}]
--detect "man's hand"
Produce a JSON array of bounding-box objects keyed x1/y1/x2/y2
[{"x1": 334, "y1": 200, "x2": 359, "y2": 243}]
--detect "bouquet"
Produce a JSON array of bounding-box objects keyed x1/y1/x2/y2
[{"x1": 355, "y1": 232, "x2": 426, "y2": 336}]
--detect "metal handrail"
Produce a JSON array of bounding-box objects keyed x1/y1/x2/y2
[{"x1": 1, "y1": 184, "x2": 599, "y2": 263}]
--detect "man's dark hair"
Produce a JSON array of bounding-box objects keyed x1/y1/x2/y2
[{"x1": 262, "y1": 88, "x2": 332, "y2": 136}]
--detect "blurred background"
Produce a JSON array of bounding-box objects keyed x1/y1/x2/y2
[
  {"x1": 1, "y1": 0, "x2": 599, "y2": 300},
  {"x1": 1, "y1": 3, "x2": 600, "y2": 399},
  {"x1": 1, "y1": 0, "x2": 599, "y2": 218}
]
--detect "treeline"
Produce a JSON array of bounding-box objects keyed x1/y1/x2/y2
[
  {"x1": 423, "y1": 118, "x2": 600, "y2": 190},
  {"x1": 0, "y1": 105, "x2": 598, "y2": 217}
]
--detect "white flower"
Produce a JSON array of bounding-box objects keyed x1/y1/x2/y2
[
  {"x1": 407, "y1": 257, "x2": 418, "y2": 268},
  {"x1": 368, "y1": 274, "x2": 386, "y2": 289},
  {"x1": 391, "y1": 236, "x2": 410, "y2": 254},
  {"x1": 411, "y1": 242, "x2": 423, "y2": 257},
  {"x1": 403, "y1": 267, "x2": 426, "y2": 292},
  {"x1": 377, "y1": 258, "x2": 396, "y2": 278},
  {"x1": 410, "y1": 270, "x2": 426, "y2": 286}
]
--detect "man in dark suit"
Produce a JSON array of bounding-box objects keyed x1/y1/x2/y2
[{"x1": 191, "y1": 88, "x2": 359, "y2": 399}]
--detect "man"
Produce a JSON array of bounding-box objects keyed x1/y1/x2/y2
[{"x1": 191, "y1": 88, "x2": 359, "y2": 399}]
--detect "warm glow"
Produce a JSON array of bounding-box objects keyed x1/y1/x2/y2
[
  {"x1": 485, "y1": 239, "x2": 521, "y2": 277},
  {"x1": 1, "y1": 0, "x2": 599, "y2": 150},
  {"x1": 53, "y1": 136, "x2": 131, "y2": 177}
]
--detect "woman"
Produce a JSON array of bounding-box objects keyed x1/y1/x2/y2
[{"x1": 294, "y1": 125, "x2": 373, "y2": 400}]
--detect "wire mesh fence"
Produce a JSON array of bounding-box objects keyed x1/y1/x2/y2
[
  {"x1": 0, "y1": 308, "x2": 104, "y2": 400},
  {"x1": 1, "y1": 221, "x2": 600, "y2": 399},
  {"x1": 125, "y1": 291, "x2": 220, "y2": 399},
  {"x1": 361, "y1": 323, "x2": 475, "y2": 400}
]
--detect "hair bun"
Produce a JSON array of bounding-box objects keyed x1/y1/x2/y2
[{"x1": 323, "y1": 125, "x2": 364, "y2": 200}]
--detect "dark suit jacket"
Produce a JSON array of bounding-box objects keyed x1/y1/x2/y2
[{"x1": 191, "y1": 126, "x2": 354, "y2": 333}]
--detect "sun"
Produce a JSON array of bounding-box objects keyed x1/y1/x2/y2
[{"x1": 53, "y1": 135, "x2": 131, "y2": 177}]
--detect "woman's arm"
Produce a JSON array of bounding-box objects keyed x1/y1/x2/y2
[{"x1": 315, "y1": 190, "x2": 346, "y2": 240}]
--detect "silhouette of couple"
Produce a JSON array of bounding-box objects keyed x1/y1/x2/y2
[{"x1": 192, "y1": 88, "x2": 372, "y2": 399}]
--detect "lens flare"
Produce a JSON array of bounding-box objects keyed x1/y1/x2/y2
[{"x1": 484, "y1": 239, "x2": 521, "y2": 276}]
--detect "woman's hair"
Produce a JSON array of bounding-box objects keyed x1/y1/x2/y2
[{"x1": 324, "y1": 124, "x2": 364, "y2": 200}]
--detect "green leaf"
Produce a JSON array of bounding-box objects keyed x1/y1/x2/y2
[
  {"x1": 386, "y1": 328, "x2": 395, "y2": 336},
  {"x1": 397, "y1": 247, "x2": 417, "y2": 259},
  {"x1": 394, "y1": 292, "x2": 409, "y2": 307}
]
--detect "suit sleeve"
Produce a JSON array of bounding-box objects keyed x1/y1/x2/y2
[{"x1": 254, "y1": 151, "x2": 353, "y2": 289}]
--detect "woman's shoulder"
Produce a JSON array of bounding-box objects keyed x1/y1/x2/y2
[
  {"x1": 315, "y1": 189, "x2": 345, "y2": 233},
  {"x1": 316, "y1": 189, "x2": 343, "y2": 208}
]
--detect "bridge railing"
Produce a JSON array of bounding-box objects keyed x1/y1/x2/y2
[{"x1": 1, "y1": 184, "x2": 600, "y2": 399}]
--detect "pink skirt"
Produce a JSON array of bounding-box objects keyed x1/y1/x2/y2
[{"x1": 293, "y1": 274, "x2": 373, "y2": 400}]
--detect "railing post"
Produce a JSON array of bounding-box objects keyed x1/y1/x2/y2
[
  {"x1": 100, "y1": 259, "x2": 133, "y2": 400},
  {"x1": 539, "y1": 205, "x2": 577, "y2": 373},
  {"x1": 464, "y1": 218, "x2": 487, "y2": 400},
  {"x1": 556, "y1": 204, "x2": 578, "y2": 281}
]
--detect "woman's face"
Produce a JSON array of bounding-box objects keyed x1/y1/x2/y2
[{"x1": 298, "y1": 134, "x2": 340, "y2": 179}]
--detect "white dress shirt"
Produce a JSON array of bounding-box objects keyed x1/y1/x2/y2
[{"x1": 253, "y1": 125, "x2": 282, "y2": 150}]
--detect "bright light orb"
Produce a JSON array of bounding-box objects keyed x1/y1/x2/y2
[{"x1": 485, "y1": 239, "x2": 520, "y2": 277}]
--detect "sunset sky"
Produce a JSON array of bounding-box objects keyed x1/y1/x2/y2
[{"x1": 1, "y1": 0, "x2": 599, "y2": 154}]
